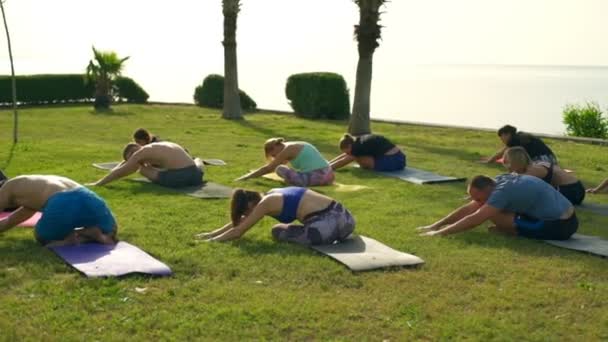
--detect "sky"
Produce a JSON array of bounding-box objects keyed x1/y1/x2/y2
[{"x1": 1, "y1": 0, "x2": 607, "y2": 107}]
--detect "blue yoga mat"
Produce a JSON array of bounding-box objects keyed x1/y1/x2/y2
[{"x1": 50, "y1": 242, "x2": 173, "y2": 277}]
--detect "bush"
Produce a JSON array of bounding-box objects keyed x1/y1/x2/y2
[
  {"x1": 193, "y1": 74, "x2": 257, "y2": 111},
  {"x1": 115, "y1": 77, "x2": 149, "y2": 103},
  {"x1": 0, "y1": 74, "x2": 148, "y2": 106},
  {"x1": 285, "y1": 72, "x2": 350, "y2": 120},
  {"x1": 563, "y1": 102, "x2": 608, "y2": 139}
]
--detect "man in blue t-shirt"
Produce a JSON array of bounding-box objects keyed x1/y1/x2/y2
[{"x1": 417, "y1": 174, "x2": 577, "y2": 240}]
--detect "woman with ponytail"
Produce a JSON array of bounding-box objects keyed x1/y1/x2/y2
[
  {"x1": 329, "y1": 133, "x2": 406, "y2": 171},
  {"x1": 235, "y1": 138, "x2": 334, "y2": 186},
  {"x1": 196, "y1": 187, "x2": 355, "y2": 245}
]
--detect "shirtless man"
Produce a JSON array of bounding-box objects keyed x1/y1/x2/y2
[
  {"x1": 417, "y1": 174, "x2": 577, "y2": 241},
  {"x1": 89, "y1": 141, "x2": 204, "y2": 187},
  {"x1": 0, "y1": 175, "x2": 117, "y2": 246}
]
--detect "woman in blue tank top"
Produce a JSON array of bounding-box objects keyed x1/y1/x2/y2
[
  {"x1": 235, "y1": 138, "x2": 334, "y2": 186},
  {"x1": 196, "y1": 187, "x2": 355, "y2": 246}
]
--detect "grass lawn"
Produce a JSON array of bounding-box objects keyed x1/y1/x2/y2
[{"x1": 1, "y1": 104, "x2": 607, "y2": 341}]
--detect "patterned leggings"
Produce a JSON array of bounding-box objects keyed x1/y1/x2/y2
[
  {"x1": 271, "y1": 202, "x2": 355, "y2": 246},
  {"x1": 275, "y1": 165, "x2": 335, "y2": 187}
]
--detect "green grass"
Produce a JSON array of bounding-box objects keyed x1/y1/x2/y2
[{"x1": 1, "y1": 104, "x2": 607, "y2": 341}]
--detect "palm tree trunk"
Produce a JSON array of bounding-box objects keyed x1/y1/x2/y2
[
  {"x1": 1, "y1": 1, "x2": 18, "y2": 143},
  {"x1": 222, "y1": 0, "x2": 242, "y2": 119},
  {"x1": 349, "y1": 0, "x2": 385, "y2": 135},
  {"x1": 94, "y1": 74, "x2": 111, "y2": 109}
]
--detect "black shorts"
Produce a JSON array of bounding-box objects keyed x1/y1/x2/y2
[
  {"x1": 558, "y1": 181, "x2": 585, "y2": 205},
  {"x1": 156, "y1": 165, "x2": 203, "y2": 188},
  {"x1": 514, "y1": 212, "x2": 578, "y2": 240}
]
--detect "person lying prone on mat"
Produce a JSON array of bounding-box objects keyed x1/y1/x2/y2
[
  {"x1": 235, "y1": 138, "x2": 334, "y2": 186},
  {"x1": 504, "y1": 147, "x2": 585, "y2": 205},
  {"x1": 417, "y1": 174, "x2": 578, "y2": 240},
  {"x1": 480, "y1": 124, "x2": 557, "y2": 165},
  {"x1": 88, "y1": 141, "x2": 203, "y2": 188},
  {"x1": 0, "y1": 175, "x2": 117, "y2": 246},
  {"x1": 196, "y1": 187, "x2": 355, "y2": 246},
  {"x1": 329, "y1": 133, "x2": 406, "y2": 172}
]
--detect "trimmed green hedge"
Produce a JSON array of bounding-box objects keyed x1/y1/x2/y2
[
  {"x1": 285, "y1": 72, "x2": 350, "y2": 119},
  {"x1": 193, "y1": 74, "x2": 257, "y2": 111},
  {"x1": 0, "y1": 74, "x2": 148, "y2": 105}
]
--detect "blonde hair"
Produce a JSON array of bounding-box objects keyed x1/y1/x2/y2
[
  {"x1": 263, "y1": 137, "x2": 285, "y2": 159},
  {"x1": 504, "y1": 147, "x2": 531, "y2": 171}
]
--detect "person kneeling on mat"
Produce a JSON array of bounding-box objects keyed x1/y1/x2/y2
[
  {"x1": 504, "y1": 147, "x2": 585, "y2": 205},
  {"x1": 89, "y1": 141, "x2": 203, "y2": 188},
  {"x1": 236, "y1": 138, "x2": 334, "y2": 186},
  {"x1": 329, "y1": 133, "x2": 406, "y2": 172},
  {"x1": 481, "y1": 124, "x2": 557, "y2": 164},
  {"x1": 196, "y1": 187, "x2": 355, "y2": 245},
  {"x1": 0, "y1": 175, "x2": 117, "y2": 246},
  {"x1": 417, "y1": 174, "x2": 577, "y2": 240}
]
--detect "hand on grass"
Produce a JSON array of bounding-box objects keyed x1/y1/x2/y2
[
  {"x1": 234, "y1": 175, "x2": 249, "y2": 182},
  {"x1": 416, "y1": 224, "x2": 438, "y2": 232},
  {"x1": 194, "y1": 232, "x2": 215, "y2": 240},
  {"x1": 477, "y1": 157, "x2": 492, "y2": 164},
  {"x1": 84, "y1": 182, "x2": 98, "y2": 187},
  {"x1": 586, "y1": 188, "x2": 599, "y2": 194},
  {"x1": 420, "y1": 230, "x2": 441, "y2": 237}
]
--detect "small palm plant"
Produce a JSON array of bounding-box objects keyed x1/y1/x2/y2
[{"x1": 85, "y1": 47, "x2": 129, "y2": 110}]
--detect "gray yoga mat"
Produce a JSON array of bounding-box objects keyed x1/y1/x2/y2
[
  {"x1": 577, "y1": 203, "x2": 608, "y2": 216},
  {"x1": 49, "y1": 241, "x2": 173, "y2": 277},
  {"x1": 132, "y1": 178, "x2": 232, "y2": 198},
  {"x1": 93, "y1": 159, "x2": 226, "y2": 170},
  {"x1": 311, "y1": 235, "x2": 424, "y2": 271},
  {"x1": 545, "y1": 234, "x2": 608, "y2": 258},
  {"x1": 355, "y1": 165, "x2": 465, "y2": 184}
]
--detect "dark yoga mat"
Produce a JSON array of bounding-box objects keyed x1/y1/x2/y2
[
  {"x1": 356, "y1": 166, "x2": 466, "y2": 185},
  {"x1": 545, "y1": 234, "x2": 608, "y2": 258},
  {"x1": 0, "y1": 211, "x2": 42, "y2": 227},
  {"x1": 311, "y1": 235, "x2": 424, "y2": 271},
  {"x1": 577, "y1": 203, "x2": 608, "y2": 216},
  {"x1": 132, "y1": 178, "x2": 232, "y2": 199},
  {"x1": 49, "y1": 241, "x2": 173, "y2": 277},
  {"x1": 93, "y1": 159, "x2": 226, "y2": 170}
]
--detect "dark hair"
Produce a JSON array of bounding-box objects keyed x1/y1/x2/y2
[
  {"x1": 122, "y1": 143, "x2": 140, "y2": 161},
  {"x1": 230, "y1": 189, "x2": 262, "y2": 226},
  {"x1": 497, "y1": 125, "x2": 517, "y2": 137},
  {"x1": 133, "y1": 128, "x2": 155, "y2": 145},
  {"x1": 339, "y1": 133, "x2": 355, "y2": 150},
  {"x1": 0, "y1": 169, "x2": 7, "y2": 188},
  {"x1": 469, "y1": 175, "x2": 496, "y2": 190}
]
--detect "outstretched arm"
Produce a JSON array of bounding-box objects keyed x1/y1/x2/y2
[
  {"x1": 236, "y1": 146, "x2": 295, "y2": 181},
  {"x1": 481, "y1": 146, "x2": 507, "y2": 163},
  {"x1": 587, "y1": 178, "x2": 608, "y2": 193},
  {"x1": 330, "y1": 153, "x2": 355, "y2": 170},
  {"x1": 208, "y1": 201, "x2": 269, "y2": 242},
  {"x1": 91, "y1": 159, "x2": 141, "y2": 186},
  {"x1": 416, "y1": 200, "x2": 483, "y2": 232},
  {"x1": 195, "y1": 222, "x2": 233, "y2": 239},
  {"x1": 423, "y1": 204, "x2": 499, "y2": 236},
  {"x1": 0, "y1": 207, "x2": 36, "y2": 234}
]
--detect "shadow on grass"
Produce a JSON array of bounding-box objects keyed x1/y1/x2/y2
[
  {"x1": 234, "y1": 238, "x2": 312, "y2": 257},
  {"x1": 0, "y1": 237, "x2": 58, "y2": 268},
  {"x1": 1, "y1": 143, "x2": 16, "y2": 169},
  {"x1": 89, "y1": 108, "x2": 134, "y2": 116}
]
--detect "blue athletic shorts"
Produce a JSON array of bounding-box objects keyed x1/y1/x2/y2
[
  {"x1": 374, "y1": 151, "x2": 406, "y2": 172},
  {"x1": 514, "y1": 213, "x2": 578, "y2": 240},
  {"x1": 35, "y1": 187, "x2": 116, "y2": 243}
]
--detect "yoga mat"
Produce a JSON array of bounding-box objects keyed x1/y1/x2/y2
[
  {"x1": 545, "y1": 234, "x2": 608, "y2": 258},
  {"x1": 355, "y1": 166, "x2": 465, "y2": 185},
  {"x1": 49, "y1": 241, "x2": 173, "y2": 277},
  {"x1": 93, "y1": 159, "x2": 226, "y2": 170},
  {"x1": 260, "y1": 173, "x2": 369, "y2": 192},
  {"x1": 311, "y1": 235, "x2": 424, "y2": 271},
  {"x1": 132, "y1": 178, "x2": 232, "y2": 198},
  {"x1": 0, "y1": 211, "x2": 42, "y2": 227},
  {"x1": 577, "y1": 203, "x2": 608, "y2": 216}
]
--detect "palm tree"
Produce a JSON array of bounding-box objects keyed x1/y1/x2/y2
[
  {"x1": 85, "y1": 47, "x2": 129, "y2": 110},
  {"x1": 349, "y1": 0, "x2": 387, "y2": 135},
  {"x1": 221, "y1": 0, "x2": 243, "y2": 119},
  {"x1": 1, "y1": 0, "x2": 18, "y2": 143}
]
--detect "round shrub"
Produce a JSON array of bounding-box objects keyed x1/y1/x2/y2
[
  {"x1": 563, "y1": 102, "x2": 608, "y2": 139},
  {"x1": 194, "y1": 74, "x2": 257, "y2": 111},
  {"x1": 115, "y1": 77, "x2": 149, "y2": 103},
  {"x1": 285, "y1": 72, "x2": 350, "y2": 120}
]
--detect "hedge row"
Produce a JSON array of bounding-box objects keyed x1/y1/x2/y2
[
  {"x1": 194, "y1": 74, "x2": 257, "y2": 111},
  {"x1": 0, "y1": 74, "x2": 148, "y2": 105}
]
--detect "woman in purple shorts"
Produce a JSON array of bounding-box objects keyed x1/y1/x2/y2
[
  {"x1": 196, "y1": 187, "x2": 355, "y2": 246},
  {"x1": 329, "y1": 133, "x2": 406, "y2": 172}
]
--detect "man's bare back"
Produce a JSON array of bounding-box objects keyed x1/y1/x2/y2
[
  {"x1": 0, "y1": 175, "x2": 81, "y2": 211},
  {"x1": 136, "y1": 142, "x2": 196, "y2": 170}
]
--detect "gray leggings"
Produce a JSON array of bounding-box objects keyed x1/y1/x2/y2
[{"x1": 271, "y1": 201, "x2": 355, "y2": 246}]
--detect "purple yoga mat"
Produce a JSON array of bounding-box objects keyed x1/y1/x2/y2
[{"x1": 49, "y1": 241, "x2": 172, "y2": 277}]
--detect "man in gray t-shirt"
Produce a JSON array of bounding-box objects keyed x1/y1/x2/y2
[{"x1": 417, "y1": 174, "x2": 577, "y2": 240}]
